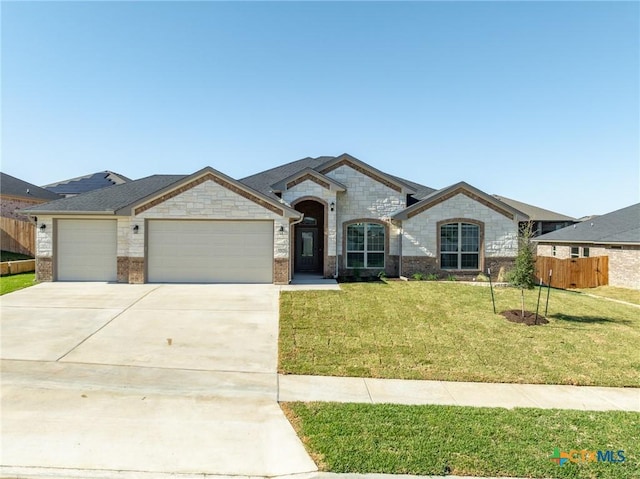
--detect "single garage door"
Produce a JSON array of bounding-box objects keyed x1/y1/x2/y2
[
  {"x1": 147, "y1": 220, "x2": 274, "y2": 283},
  {"x1": 57, "y1": 219, "x2": 117, "y2": 281}
]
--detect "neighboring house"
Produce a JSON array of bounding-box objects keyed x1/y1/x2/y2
[
  {"x1": 43, "y1": 171, "x2": 131, "y2": 197},
  {"x1": 535, "y1": 203, "x2": 640, "y2": 289},
  {"x1": 1, "y1": 172, "x2": 61, "y2": 256},
  {"x1": 1, "y1": 172, "x2": 62, "y2": 220},
  {"x1": 492, "y1": 195, "x2": 577, "y2": 236},
  {"x1": 23, "y1": 154, "x2": 528, "y2": 284}
]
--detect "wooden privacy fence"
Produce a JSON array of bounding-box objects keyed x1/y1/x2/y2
[
  {"x1": 0, "y1": 217, "x2": 35, "y2": 256},
  {"x1": 535, "y1": 256, "x2": 608, "y2": 289}
]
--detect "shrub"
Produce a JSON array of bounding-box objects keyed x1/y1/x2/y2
[{"x1": 412, "y1": 273, "x2": 425, "y2": 281}]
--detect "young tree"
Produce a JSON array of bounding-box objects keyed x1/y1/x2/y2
[{"x1": 509, "y1": 221, "x2": 537, "y2": 321}]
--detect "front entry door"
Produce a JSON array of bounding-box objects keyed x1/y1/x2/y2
[{"x1": 295, "y1": 227, "x2": 320, "y2": 272}]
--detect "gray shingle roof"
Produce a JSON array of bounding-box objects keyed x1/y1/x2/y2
[
  {"x1": 239, "y1": 157, "x2": 334, "y2": 199},
  {"x1": 0, "y1": 172, "x2": 62, "y2": 201},
  {"x1": 389, "y1": 175, "x2": 436, "y2": 199},
  {"x1": 239, "y1": 155, "x2": 435, "y2": 200},
  {"x1": 492, "y1": 195, "x2": 576, "y2": 222},
  {"x1": 23, "y1": 175, "x2": 186, "y2": 214},
  {"x1": 43, "y1": 171, "x2": 131, "y2": 195},
  {"x1": 534, "y1": 203, "x2": 640, "y2": 244}
]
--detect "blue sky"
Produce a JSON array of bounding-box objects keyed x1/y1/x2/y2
[{"x1": 2, "y1": 1, "x2": 638, "y2": 218}]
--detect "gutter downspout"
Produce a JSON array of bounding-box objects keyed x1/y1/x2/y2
[
  {"x1": 289, "y1": 214, "x2": 305, "y2": 283},
  {"x1": 397, "y1": 220, "x2": 403, "y2": 278}
]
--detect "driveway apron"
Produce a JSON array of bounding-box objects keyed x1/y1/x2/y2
[{"x1": 1, "y1": 282, "x2": 317, "y2": 477}]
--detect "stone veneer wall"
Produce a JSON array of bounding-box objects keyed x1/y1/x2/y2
[
  {"x1": 322, "y1": 165, "x2": 404, "y2": 277},
  {"x1": 325, "y1": 165, "x2": 404, "y2": 256},
  {"x1": 34, "y1": 216, "x2": 54, "y2": 281},
  {"x1": 401, "y1": 193, "x2": 518, "y2": 275}
]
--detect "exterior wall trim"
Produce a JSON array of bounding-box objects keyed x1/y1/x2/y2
[
  {"x1": 291, "y1": 196, "x2": 330, "y2": 277},
  {"x1": 319, "y1": 159, "x2": 402, "y2": 193},
  {"x1": 436, "y1": 218, "x2": 486, "y2": 272},
  {"x1": 134, "y1": 172, "x2": 285, "y2": 216},
  {"x1": 341, "y1": 218, "x2": 390, "y2": 270},
  {"x1": 409, "y1": 189, "x2": 514, "y2": 220},
  {"x1": 286, "y1": 174, "x2": 331, "y2": 190}
]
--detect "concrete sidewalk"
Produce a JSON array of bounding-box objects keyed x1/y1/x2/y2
[{"x1": 278, "y1": 374, "x2": 640, "y2": 411}]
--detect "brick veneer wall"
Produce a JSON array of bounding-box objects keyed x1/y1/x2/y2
[
  {"x1": 273, "y1": 258, "x2": 289, "y2": 284},
  {"x1": 35, "y1": 256, "x2": 53, "y2": 281},
  {"x1": 609, "y1": 246, "x2": 640, "y2": 289}
]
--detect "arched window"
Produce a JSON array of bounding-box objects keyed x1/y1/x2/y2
[
  {"x1": 440, "y1": 222, "x2": 480, "y2": 270},
  {"x1": 346, "y1": 222, "x2": 385, "y2": 268}
]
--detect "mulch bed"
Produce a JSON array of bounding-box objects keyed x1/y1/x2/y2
[{"x1": 501, "y1": 309, "x2": 549, "y2": 326}]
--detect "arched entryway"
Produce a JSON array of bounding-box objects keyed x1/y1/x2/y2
[{"x1": 293, "y1": 199, "x2": 325, "y2": 274}]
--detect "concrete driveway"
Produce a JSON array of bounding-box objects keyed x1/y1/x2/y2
[{"x1": 1, "y1": 282, "x2": 316, "y2": 478}]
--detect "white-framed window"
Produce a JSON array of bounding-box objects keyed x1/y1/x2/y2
[
  {"x1": 552, "y1": 246, "x2": 557, "y2": 257},
  {"x1": 571, "y1": 247, "x2": 580, "y2": 258},
  {"x1": 583, "y1": 247, "x2": 590, "y2": 258},
  {"x1": 440, "y1": 222, "x2": 480, "y2": 270},
  {"x1": 346, "y1": 222, "x2": 385, "y2": 268}
]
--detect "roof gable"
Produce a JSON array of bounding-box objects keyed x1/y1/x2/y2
[
  {"x1": 393, "y1": 182, "x2": 528, "y2": 221},
  {"x1": 534, "y1": 203, "x2": 640, "y2": 244},
  {"x1": 315, "y1": 153, "x2": 416, "y2": 194},
  {"x1": 123, "y1": 167, "x2": 300, "y2": 218},
  {"x1": 0, "y1": 172, "x2": 61, "y2": 201},
  {"x1": 271, "y1": 168, "x2": 347, "y2": 193}
]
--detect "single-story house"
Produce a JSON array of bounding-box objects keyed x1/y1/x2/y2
[
  {"x1": 1, "y1": 172, "x2": 62, "y2": 256},
  {"x1": 1, "y1": 172, "x2": 62, "y2": 221},
  {"x1": 535, "y1": 203, "x2": 640, "y2": 290},
  {"x1": 492, "y1": 194, "x2": 577, "y2": 236},
  {"x1": 23, "y1": 154, "x2": 528, "y2": 284},
  {"x1": 43, "y1": 170, "x2": 131, "y2": 197}
]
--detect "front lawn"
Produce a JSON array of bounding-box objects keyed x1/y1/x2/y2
[
  {"x1": 574, "y1": 286, "x2": 640, "y2": 306},
  {"x1": 284, "y1": 402, "x2": 639, "y2": 479},
  {"x1": 279, "y1": 282, "x2": 640, "y2": 387},
  {"x1": 0, "y1": 272, "x2": 36, "y2": 295}
]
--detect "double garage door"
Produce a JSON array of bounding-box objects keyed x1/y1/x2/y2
[
  {"x1": 147, "y1": 220, "x2": 273, "y2": 283},
  {"x1": 56, "y1": 219, "x2": 273, "y2": 283}
]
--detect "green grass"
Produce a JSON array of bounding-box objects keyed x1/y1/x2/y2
[
  {"x1": 0, "y1": 272, "x2": 36, "y2": 295},
  {"x1": 279, "y1": 282, "x2": 640, "y2": 386},
  {"x1": 284, "y1": 402, "x2": 639, "y2": 479},
  {"x1": 0, "y1": 250, "x2": 33, "y2": 262},
  {"x1": 574, "y1": 286, "x2": 640, "y2": 306}
]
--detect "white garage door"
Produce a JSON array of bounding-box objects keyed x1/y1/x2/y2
[
  {"x1": 57, "y1": 219, "x2": 117, "y2": 281},
  {"x1": 147, "y1": 220, "x2": 274, "y2": 283}
]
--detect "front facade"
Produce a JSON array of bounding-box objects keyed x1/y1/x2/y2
[{"x1": 25, "y1": 154, "x2": 528, "y2": 284}]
